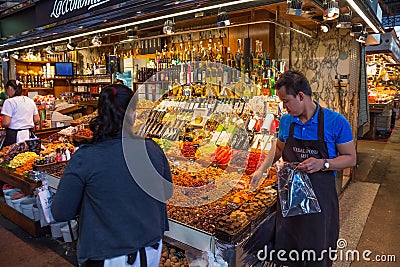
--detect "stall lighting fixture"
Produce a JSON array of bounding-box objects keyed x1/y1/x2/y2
[
  {"x1": 350, "y1": 22, "x2": 368, "y2": 43},
  {"x1": 320, "y1": 24, "x2": 330, "y2": 33},
  {"x1": 1, "y1": 53, "x2": 9, "y2": 62},
  {"x1": 91, "y1": 35, "x2": 102, "y2": 46},
  {"x1": 323, "y1": 0, "x2": 339, "y2": 21},
  {"x1": 356, "y1": 31, "x2": 368, "y2": 43},
  {"x1": 217, "y1": 9, "x2": 231, "y2": 27},
  {"x1": 0, "y1": 0, "x2": 298, "y2": 53},
  {"x1": 67, "y1": 39, "x2": 77, "y2": 50},
  {"x1": 336, "y1": 7, "x2": 352, "y2": 29},
  {"x1": 350, "y1": 22, "x2": 364, "y2": 36},
  {"x1": 346, "y1": 0, "x2": 379, "y2": 33},
  {"x1": 286, "y1": 0, "x2": 303, "y2": 16},
  {"x1": 11, "y1": 52, "x2": 19, "y2": 60},
  {"x1": 163, "y1": 19, "x2": 175, "y2": 35},
  {"x1": 127, "y1": 27, "x2": 139, "y2": 39},
  {"x1": 45, "y1": 45, "x2": 55, "y2": 54}
]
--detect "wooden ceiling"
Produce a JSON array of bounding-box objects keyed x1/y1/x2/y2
[{"x1": 263, "y1": 1, "x2": 324, "y2": 31}]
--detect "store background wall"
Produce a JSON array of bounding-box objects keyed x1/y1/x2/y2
[
  {"x1": 77, "y1": 48, "x2": 103, "y2": 75},
  {"x1": 275, "y1": 21, "x2": 359, "y2": 133}
]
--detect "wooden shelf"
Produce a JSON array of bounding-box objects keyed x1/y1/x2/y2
[
  {"x1": 72, "y1": 83, "x2": 110, "y2": 85},
  {"x1": 78, "y1": 101, "x2": 98, "y2": 106},
  {"x1": 22, "y1": 87, "x2": 54, "y2": 90},
  {"x1": 0, "y1": 167, "x2": 50, "y2": 237},
  {"x1": 0, "y1": 202, "x2": 50, "y2": 237},
  {"x1": 51, "y1": 77, "x2": 74, "y2": 80},
  {"x1": 16, "y1": 60, "x2": 48, "y2": 64},
  {"x1": 133, "y1": 81, "x2": 169, "y2": 84},
  {"x1": 16, "y1": 59, "x2": 77, "y2": 64},
  {"x1": 74, "y1": 74, "x2": 110, "y2": 77},
  {"x1": 0, "y1": 168, "x2": 41, "y2": 195}
]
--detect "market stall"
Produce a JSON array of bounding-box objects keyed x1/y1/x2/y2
[
  {"x1": 365, "y1": 31, "x2": 400, "y2": 139},
  {"x1": 0, "y1": 75, "x2": 282, "y2": 265}
]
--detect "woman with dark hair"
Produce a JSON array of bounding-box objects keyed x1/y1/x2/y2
[
  {"x1": 1, "y1": 79, "x2": 40, "y2": 148},
  {"x1": 51, "y1": 84, "x2": 173, "y2": 267}
]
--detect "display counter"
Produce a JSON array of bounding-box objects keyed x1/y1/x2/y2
[
  {"x1": 36, "y1": 126, "x2": 68, "y2": 139},
  {"x1": 0, "y1": 92, "x2": 280, "y2": 265},
  {"x1": 43, "y1": 170, "x2": 275, "y2": 266},
  {"x1": 0, "y1": 168, "x2": 49, "y2": 237}
]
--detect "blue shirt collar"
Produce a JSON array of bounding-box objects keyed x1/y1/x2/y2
[{"x1": 294, "y1": 100, "x2": 320, "y2": 125}]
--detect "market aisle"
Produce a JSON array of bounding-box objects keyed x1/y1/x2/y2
[
  {"x1": 0, "y1": 225, "x2": 74, "y2": 266},
  {"x1": 334, "y1": 182, "x2": 380, "y2": 267},
  {"x1": 350, "y1": 129, "x2": 400, "y2": 266}
]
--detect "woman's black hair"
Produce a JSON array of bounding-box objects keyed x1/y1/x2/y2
[
  {"x1": 6, "y1": 80, "x2": 23, "y2": 96},
  {"x1": 274, "y1": 70, "x2": 312, "y2": 97},
  {"x1": 89, "y1": 84, "x2": 135, "y2": 143}
]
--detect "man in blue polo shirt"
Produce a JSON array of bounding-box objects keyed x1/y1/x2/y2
[{"x1": 252, "y1": 70, "x2": 356, "y2": 267}]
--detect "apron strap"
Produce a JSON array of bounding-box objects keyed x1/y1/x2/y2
[
  {"x1": 289, "y1": 122, "x2": 295, "y2": 138},
  {"x1": 318, "y1": 107, "x2": 324, "y2": 141},
  {"x1": 126, "y1": 242, "x2": 159, "y2": 266},
  {"x1": 289, "y1": 105, "x2": 324, "y2": 141},
  {"x1": 139, "y1": 247, "x2": 147, "y2": 267}
]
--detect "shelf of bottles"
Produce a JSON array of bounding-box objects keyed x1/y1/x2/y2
[
  {"x1": 17, "y1": 62, "x2": 58, "y2": 90},
  {"x1": 19, "y1": 74, "x2": 54, "y2": 90},
  {"x1": 73, "y1": 75, "x2": 111, "y2": 85},
  {"x1": 72, "y1": 75, "x2": 110, "y2": 99},
  {"x1": 133, "y1": 39, "x2": 285, "y2": 152},
  {"x1": 133, "y1": 40, "x2": 284, "y2": 100}
]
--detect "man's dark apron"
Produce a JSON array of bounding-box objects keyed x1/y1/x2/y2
[{"x1": 274, "y1": 108, "x2": 339, "y2": 267}]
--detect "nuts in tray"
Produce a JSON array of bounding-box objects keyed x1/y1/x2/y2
[
  {"x1": 216, "y1": 211, "x2": 248, "y2": 233},
  {"x1": 189, "y1": 205, "x2": 232, "y2": 234},
  {"x1": 75, "y1": 128, "x2": 93, "y2": 138},
  {"x1": 166, "y1": 205, "x2": 193, "y2": 224},
  {"x1": 254, "y1": 187, "x2": 277, "y2": 207},
  {"x1": 240, "y1": 202, "x2": 266, "y2": 218}
]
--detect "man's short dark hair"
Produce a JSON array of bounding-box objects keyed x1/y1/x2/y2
[{"x1": 274, "y1": 70, "x2": 312, "y2": 97}]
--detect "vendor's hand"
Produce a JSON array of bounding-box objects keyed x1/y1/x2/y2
[
  {"x1": 297, "y1": 158, "x2": 324, "y2": 174},
  {"x1": 250, "y1": 169, "x2": 264, "y2": 191}
]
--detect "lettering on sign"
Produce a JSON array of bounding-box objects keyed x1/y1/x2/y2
[{"x1": 50, "y1": 0, "x2": 110, "y2": 19}]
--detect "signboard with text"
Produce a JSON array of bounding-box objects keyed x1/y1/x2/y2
[
  {"x1": 1, "y1": 0, "x2": 124, "y2": 37},
  {"x1": 36, "y1": 0, "x2": 123, "y2": 23}
]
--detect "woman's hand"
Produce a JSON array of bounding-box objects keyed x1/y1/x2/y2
[{"x1": 297, "y1": 157, "x2": 324, "y2": 174}]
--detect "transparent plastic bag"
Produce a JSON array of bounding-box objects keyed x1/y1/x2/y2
[{"x1": 276, "y1": 162, "x2": 321, "y2": 217}]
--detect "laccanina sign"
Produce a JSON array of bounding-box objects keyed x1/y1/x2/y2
[{"x1": 50, "y1": 0, "x2": 111, "y2": 18}]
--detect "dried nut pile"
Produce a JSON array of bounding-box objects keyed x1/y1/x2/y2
[{"x1": 159, "y1": 244, "x2": 189, "y2": 267}]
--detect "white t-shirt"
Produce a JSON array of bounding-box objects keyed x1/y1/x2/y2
[{"x1": 1, "y1": 96, "x2": 39, "y2": 130}]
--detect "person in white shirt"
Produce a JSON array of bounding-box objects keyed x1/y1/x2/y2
[{"x1": 1, "y1": 79, "x2": 40, "y2": 148}]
